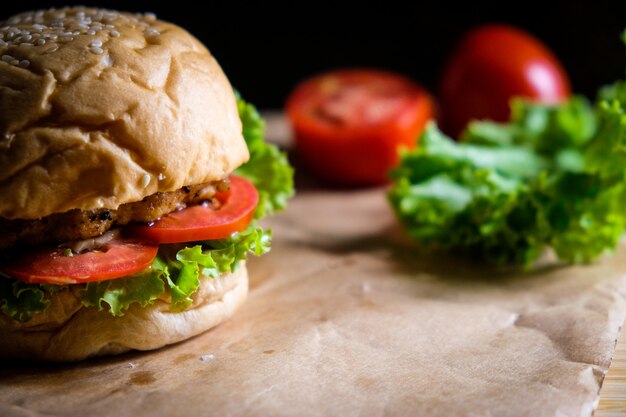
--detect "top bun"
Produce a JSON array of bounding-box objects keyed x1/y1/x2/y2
[{"x1": 0, "y1": 8, "x2": 248, "y2": 220}]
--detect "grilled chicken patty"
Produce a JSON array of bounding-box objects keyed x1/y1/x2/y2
[{"x1": 0, "y1": 179, "x2": 230, "y2": 250}]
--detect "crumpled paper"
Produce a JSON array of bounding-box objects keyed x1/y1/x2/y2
[
  {"x1": 2, "y1": 116, "x2": 626, "y2": 417},
  {"x1": 1, "y1": 189, "x2": 626, "y2": 417}
]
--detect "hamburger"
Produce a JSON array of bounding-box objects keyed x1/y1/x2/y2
[{"x1": 0, "y1": 7, "x2": 293, "y2": 361}]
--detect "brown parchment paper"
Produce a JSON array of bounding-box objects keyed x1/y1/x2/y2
[
  {"x1": 2, "y1": 117, "x2": 626, "y2": 417},
  {"x1": 2, "y1": 190, "x2": 626, "y2": 417}
]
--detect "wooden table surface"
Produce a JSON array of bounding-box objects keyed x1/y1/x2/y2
[{"x1": 597, "y1": 321, "x2": 626, "y2": 416}]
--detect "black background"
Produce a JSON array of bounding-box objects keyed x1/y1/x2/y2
[{"x1": 4, "y1": 1, "x2": 626, "y2": 109}]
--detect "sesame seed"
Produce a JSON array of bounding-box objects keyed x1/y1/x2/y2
[
  {"x1": 89, "y1": 38, "x2": 102, "y2": 47},
  {"x1": 0, "y1": 8, "x2": 162, "y2": 51},
  {"x1": 10, "y1": 59, "x2": 18, "y2": 65},
  {"x1": 1, "y1": 54, "x2": 13, "y2": 62},
  {"x1": 90, "y1": 46, "x2": 103, "y2": 54},
  {"x1": 18, "y1": 60, "x2": 29, "y2": 68},
  {"x1": 141, "y1": 174, "x2": 151, "y2": 188}
]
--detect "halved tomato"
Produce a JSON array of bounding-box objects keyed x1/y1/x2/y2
[
  {"x1": 286, "y1": 69, "x2": 434, "y2": 186},
  {"x1": 131, "y1": 175, "x2": 258, "y2": 244},
  {"x1": 0, "y1": 238, "x2": 158, "y2": 285}
]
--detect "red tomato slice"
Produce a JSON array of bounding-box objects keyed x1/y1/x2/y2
[
  {"x1": 440, "y1": 24, "x2": 571, "y2": 138},
  {"x1": 0, "y1": 238, "x2": 158, "y2": 285},
  {"x1": 131, "y1": 175, "x2": 258, "y2": 244},
  {"x1": 286, "y1": 69, "x2": 434, "y2": 186}
]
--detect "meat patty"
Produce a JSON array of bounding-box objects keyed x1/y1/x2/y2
[{"x1": 0, "y1": 179, "x2": 230, "y2": 250}]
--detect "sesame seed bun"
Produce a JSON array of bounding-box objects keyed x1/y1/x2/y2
[
  {"x1": 0, "y1": 8, "x2": 253, "y2": 362},
  {"x1": 0, "y1": 262, "x2": 248, "y2": 362},
  {"x1": 0, "y1": 7, "x2": 249, "y2": 220}
]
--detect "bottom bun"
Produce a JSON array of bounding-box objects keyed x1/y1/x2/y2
[{"x1": 0, "y1": 263, "x2": 248, "y2": 362}]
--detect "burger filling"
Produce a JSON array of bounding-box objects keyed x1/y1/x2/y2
[
  {"x1": 0, "y1": 96, "x2": 294, "y2": 323},
  {"x1": 0, "y1": 179, "x2": 230, "y2": 251}
]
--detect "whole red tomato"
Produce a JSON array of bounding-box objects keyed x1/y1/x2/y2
[
  {"x1": 439, "y1": 24, "x2": 571, "y2": 138},
  {"x1": 286, "y1": 70, "x2": 434, "y2": 186}
]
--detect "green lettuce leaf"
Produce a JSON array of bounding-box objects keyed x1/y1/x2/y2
[
  {"x1": 78, "y1": 226, "x2": 271, "y2": 316},
  {"x1": 0, "y1": 279, "x2": 53, "y2": 322},
  {"x1": 235, "y1": 96, "x2": 295, "y2": 219},
  {"x1": 389, "y1": 94, "x2": 626, "y2": 266},
  {"x1": 81, "y1": 269, "x2": 165, "y2": 317},
  {"x1": 462, "y1": 96, "x2": 595, "y2": 155}
]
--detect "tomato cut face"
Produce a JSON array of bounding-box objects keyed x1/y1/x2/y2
[
  {"x1": 286, "y1": 69, "x2": 434, "y2": 186},
  {"x1": 439, "y1": 24, "x2": 571, "y2": 138},
  {"x1": 0, "y1": 238, "x2": 158, "y2": 285},
  {"x1": 131, "y1": 175, "x2": 258, "y2": 244}
]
